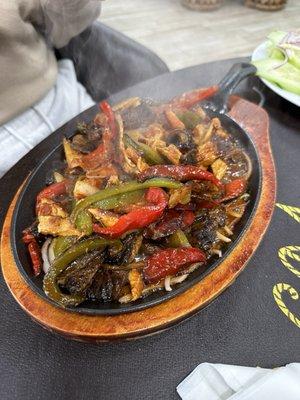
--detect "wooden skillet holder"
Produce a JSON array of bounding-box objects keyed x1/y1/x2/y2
[{"x1": 1, "y1": 97, "x2": 276, "y2": 342}]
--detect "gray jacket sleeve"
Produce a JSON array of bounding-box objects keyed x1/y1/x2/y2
[{"x1": 40, "y1": 0, "x2": 102, "y2": 48}]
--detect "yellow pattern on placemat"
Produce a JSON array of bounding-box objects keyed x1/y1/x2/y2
[
  {"x1": 273, "y1": 203, "x2": 300, "y2": 329},
  {"x1": 276, "y1": 203, "x2": 300, "y2": 224},
  {"x1": 272, "y1": 283, "x2": 300, "y2": 329},
  {"x1": 278, "y1": 246, "x2": 300, "y2": 278}
]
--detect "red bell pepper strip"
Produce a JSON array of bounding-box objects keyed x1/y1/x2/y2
[
  {"x1": 196, "y1": 199, "x2": 220, "y2": 209},
  {"x1": 96, "y1": 100, "x2": 119, "y2": 165},
  {"x1": 143, "y1": 247, "x2": 206, "y2": 283},
  {"x1": 174, "y1": 203, "x2": 197, "y2": 211},
  {"x1": 221, "y1": 178, "x2": 247, "y2": 202},
  {"x1": 36, "y1": 180, "x2": 69, "y2": 213},
  {"x1": 93, "y1": 187, "x2": 168, "y2": 238},
  {"x1": 22, "y1": 228, "x2": 42, "y2": 276},
  {"x1": 138, "y1": 165, "x2": 223, "y2": 188},
  {"x1": 36, "y1": 181, "x2": 68, "y2": 203},
  {"x1": 171, "y1": 86, "x2": 219, "y2": 109},
  {"x1": 81, "y1": 143, "x2": 106, "y2": 170},
  {"x1": 99, "y1": 101, "x2": 117, "y2": 140},
  {"x1": 145, "y1": 209, "x2": 195, "y2": 239}
]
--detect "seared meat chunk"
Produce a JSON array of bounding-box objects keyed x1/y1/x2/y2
[
  {"x1": 104, "y1": 233, "x2": 142, "y2": 265},
  {"x1": 87, "y1": 270, "x2": 128, "y2": 302},
  {"x1": 58, "y1": 250, "x2": 104, "y2": 295},
  {"x1": 190, "y1": 207, "x2": 226, "y2": 251}
]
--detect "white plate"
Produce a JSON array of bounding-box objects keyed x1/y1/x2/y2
[{"x1": 252, "y1": 42, "x2": 300, "y2": 107}]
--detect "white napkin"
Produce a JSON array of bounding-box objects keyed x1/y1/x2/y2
[{"x1": 177, "y1": 363, "x2": 300, "y2": 400}]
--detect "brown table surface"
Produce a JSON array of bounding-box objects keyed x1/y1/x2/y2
[{"x1": 1, "y1": 57, "x2": 300, "y2": 400}]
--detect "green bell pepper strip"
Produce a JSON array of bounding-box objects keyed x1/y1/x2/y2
[
  {"x1": 75, "y1": 209, "x2": 93, "y2": 236},
  {"x1": 92, "y1": 189, "x2": 145, "y2": 210},
  {"x1": 71, "y1": 178, "x2": 182, "y2": 222},
  {"x1": 75, "y1": 191, "x2": 146, "y2": 234},
  {"x1": 168, "y1": 229, "x2": 191, "y2": 248},
  {"x1": 126, "y1": 132, "x2": 165, "y2": 165},
  {"x1": 52, "y1": 236, "x2": 77, "y2": 258},
  {"x1": 43, "y1": 237, "x2": 119, "y2": 307},
  {"x1": 177, "y1": 111, "x2": 202, "y2": 130}
]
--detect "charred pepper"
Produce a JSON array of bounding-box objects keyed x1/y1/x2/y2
[
  {"x1": 71, "y1": 178, "x2": 182, "y2": 222},
  {"x1": 43, "y1": 237, "x2": 119, "y2": 307},
  {"x1": 138, "y1": 165, "x2": 223, "y2": 188},
  {"x1": 143, "y1": 247, "x2": 206, "y2": 283},
  {"x1": 93, "y1": 187, "x2": 168, "y2": 238}
]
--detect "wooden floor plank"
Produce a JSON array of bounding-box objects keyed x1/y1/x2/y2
[{"x1": 100, "y1": 0, "x2": 300, "y2": 70}]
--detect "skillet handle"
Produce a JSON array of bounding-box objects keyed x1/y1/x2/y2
[{"x1": 209, "y1": 62, "x2": 257, "y2": 113}]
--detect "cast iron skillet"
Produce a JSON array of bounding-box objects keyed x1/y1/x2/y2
[{"x1": 11, "y1": 62, "x2": 261, "y2": 315}]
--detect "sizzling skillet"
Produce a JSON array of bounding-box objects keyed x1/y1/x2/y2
[{"x1": 11, "y1": 62, "x2": 261, "y2": 315}]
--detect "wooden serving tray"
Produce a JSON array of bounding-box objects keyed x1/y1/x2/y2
[{"x1": 0, "y1": 98, "x2": 276, "y2": 342}]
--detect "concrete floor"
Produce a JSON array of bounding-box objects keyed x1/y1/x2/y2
[{"x1": 100, "y1": 0, "x2": 300, "y2": 70}]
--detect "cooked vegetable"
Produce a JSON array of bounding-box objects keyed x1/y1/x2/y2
[
  {"x1": 126, "y1": 131, "x2": 165, "y2": 165},
  {"x1": 41, "y1": 238, "x2": 52, "y2": 274},
  {"x1": 144, "y1": 248, "x2": 206, "y2": 283},
  {"x1": 222, "y1": 178, "x2": 247, "y2": 202},
  {"x1": 168, "y1": 229, "x2": 191, "y2": 248},
  {"x1": 43, "y1": 238, "x2": 118, "y2": 306},
  {"x1": 23, "y1": 89, "x2": 251, "y2": 307},
  {"x1": 52, "y1": 236, "x2": 76, "y2": 257},
  {"x1": 93, "y1": 188, "x2": 168, "y2": 238},
  {"x1": 36, "y1": 181, "x2": 69, "y2": 204},
  {"x1": 165, "y1": 110, "x2": 185, "y2": 130},
  {"x1": 75, "y1": 209, "x2": 93, "y2": 235},
  {"x1": 177, "y1": 111, "x2": 202, "y2": 130},
  {"x1": 71, "y1": 178, "x2": 182, "y2": 221},
  {"x1": 138, "y1": 165, "x2": 223, "y2": 188},
  {"x1": 100, "y1": 100, "x2": 117, "y2": 140},
  {"x1": 170, "y1": 86, "x2": 219, "y2": 109},
  {"x1": 93, "y1": 190, "x2": 145, "y2": 211}
]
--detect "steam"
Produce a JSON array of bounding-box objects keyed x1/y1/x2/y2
[{"x1": 37, "y1": 0, "x2": 168, "y2": 102}]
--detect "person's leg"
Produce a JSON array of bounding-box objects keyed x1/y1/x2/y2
[{"x1": 56, "y1": 22, "x2": 169, "y2": 101}]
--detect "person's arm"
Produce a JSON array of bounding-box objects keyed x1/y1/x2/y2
[{"x1": 40, "y1": 0, "x2": 102, "y2": 48}]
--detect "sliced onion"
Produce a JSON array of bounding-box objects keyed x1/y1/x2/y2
[
  {"x1": 48, "y1": 239, "x2": 55, "y2": 263},
  {"x1": 212, "y1": 249, "x2": 222, "y2": 258},
  {"x1": 216, "y1": 231, "x2": 232, "y2": 243},
  {"x1": 171, "y1": 274, "x2": 188, "y2": 284},
  {"x1": 118, "y1": 294, "x2": 132, "y2": 304},
  {"x1": 41, "y1": 238, "x2": 52, "y2": 274},
  {"x1": 53, "y1": 171, "x2": 64, "y2": 183},
  {"x1": 164, "y1": 276, "x2": 172, "y2": 292},
  {"x1": 224, "y1": 225, "x2": 233, "y2": 236},
  {"x1": 227, "y1": 210, "x2": 243, "y2": 218},
  {"x1": 241, "y1": 150, "x2": 253, "y2": 181}
]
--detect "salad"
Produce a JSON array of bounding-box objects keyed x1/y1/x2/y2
[{"x1": 253, "y1": 30, "x2": 300, "y2": 95}]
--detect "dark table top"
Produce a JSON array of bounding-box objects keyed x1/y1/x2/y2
[{"x1": 1, "y1": 58, "x2": 300, "y2": 400}]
